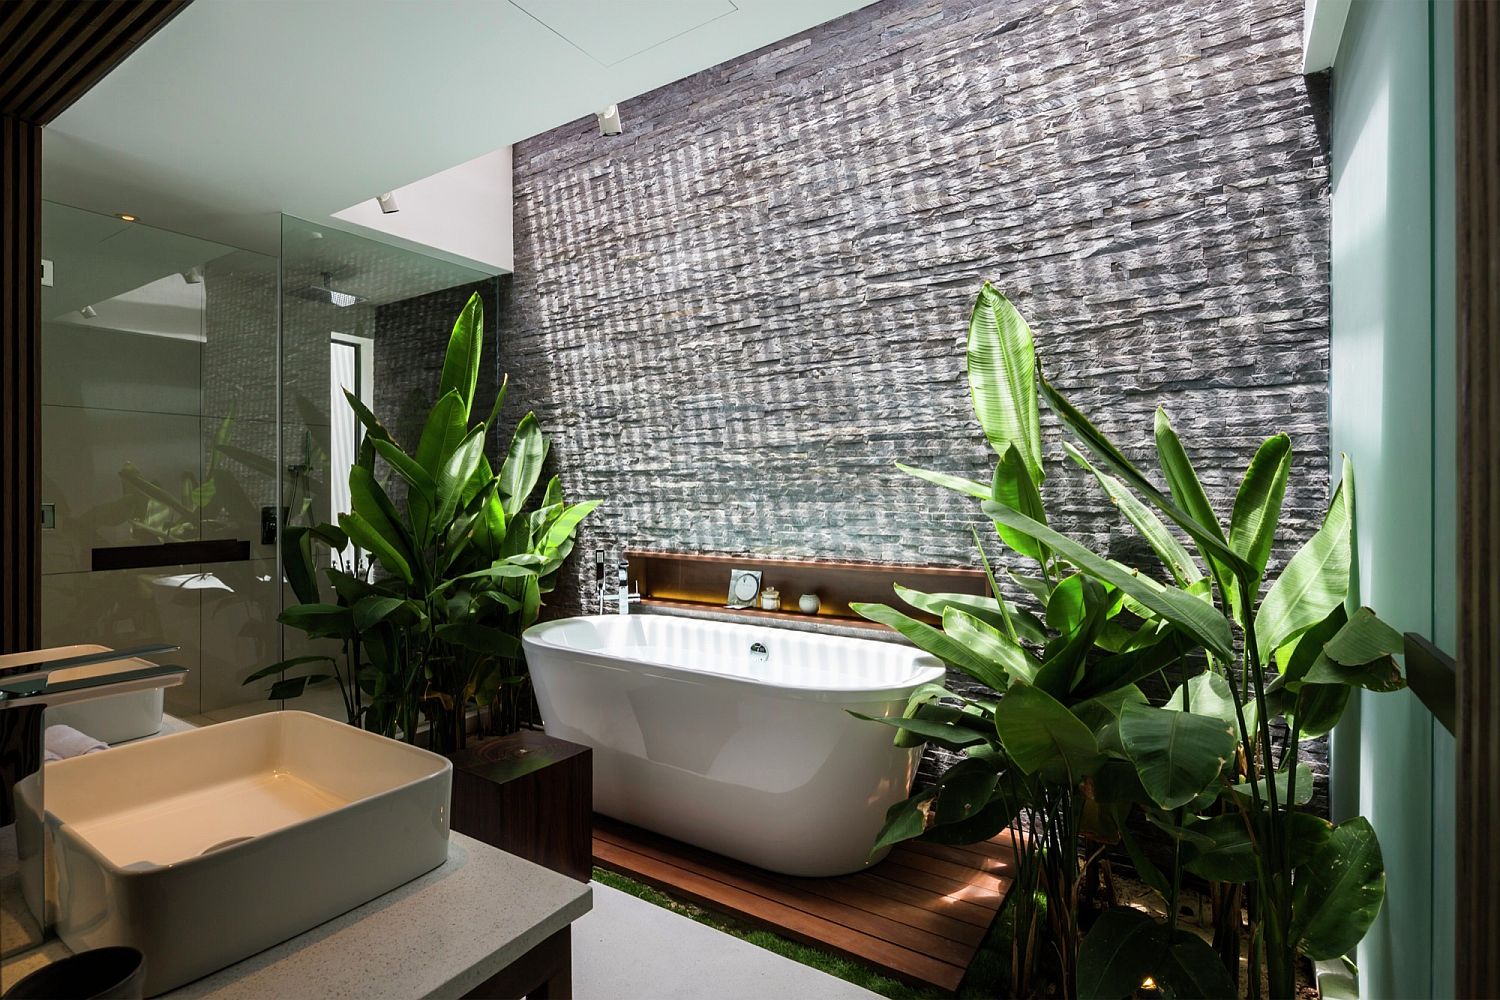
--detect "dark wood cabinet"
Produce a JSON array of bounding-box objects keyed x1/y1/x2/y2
[{"x1": 450, "y1": 730, "x2": 592, "y2": 883}]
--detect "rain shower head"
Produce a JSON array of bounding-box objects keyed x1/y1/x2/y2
[{"x1": 294, "y1": 272, "x2": 366, "y2": 308}]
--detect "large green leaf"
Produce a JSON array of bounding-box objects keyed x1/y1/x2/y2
[
  {"x1": 1256, "y1": 460, "x2": 1354, "y2": 660},
  {"x1": 352, "y1": 595, "x2": 408, "y2": 632},
  {"x1": 438, "y1": 292, "x2": 483, "y2": 415},
  {"x1": 1119, "y1": 701, "x2": 1237, "y2": 810},
  {"x1": 990, "y1": 444, "x2": 1048, "y2": 562},
  {"x1": 373, "y1": 438, "x2": 436, "y2": 502},
  {"x1": 1164, "y1": 670, "x2": 1237, "y2": 726},
  {"x1": 983, "y1": 502, "x2": 1235, "y2": 662},
  {"x1": 871, "y1": 787, "x2": 937, "y2": 853},
  {"x1": 929, "y1": 756, "x2": 1003, "y2": 826},
  {"x1": 967, "y1": 283, "x2": 1043, "y2": 483},
  {"x1": 1228, "y1": 433, "x2": 1292, "y2": 601},
  {"x1": 894, "y1": 585, "x2": 1047, "y2": 646},
  {"x1": 277, "y1": 603, "x2": 355, "y2": 640},
  {"x1": 1291, "y1": 816, "x2": 1386, "y2": 960},
  {"x1": 1067, "y1": 443, "x2": 1201, "y2": 587},
  {"x1": 436, "y1": 425, "x2": 489, "y2": 527},
  {"x1": 941, "y1": 607, "x2": 1036, "y2": 688},
  {"x1": 1299, "y1": 608, "x2": 1407, "y2": 692},
  {"x1": 1151, "y1": 407, "x2": 1242, "y2": 612},
  {"x1": 1230, "y1": 762, "x2": 1315, "y2": 807},
  {"x1": 415, "y1": 390, "x2": 469, "y2": 479},
  {"x1": 1038, "y1": 375, "x2": 1249, "y2": 584},
  {"x1": 1323, "y1": 606, "x2": 1405, "y2": 665},
  {"x1": 847, "y1": 710, "x2": 992, "y2": 751},
  {"x1": 500, "y1": 412, "x2": 548, "y2": 517},
  {"x1": 894, "y1": 462, "x2": 990, "y2": 500},
  {"x1": 243, "y1": 655, "x2": 335, "y2": 685},
  {"x1": 1078, "y1": 906, "x2": 1236, "y2": 1000},
  {"x1": 339, "y1": 511, "x2": 413, "y2": 584},
  {"x1": 281, "y1": 526, "x2": 320, "y2": 606},
  {"x1": 1072, "y1": 628, "x2": 1193, "y2": 702},
  {"x1": 349, "y1": 464, "x2": 413, "y2": 564},
  {"x1": 852, "y1": 602, "x2": 1010, "y2": 688},
  {"x1": 543, "y1": 499, "x2": 601, "y2": 553},
  {"x1": 435, "y1": 621, "x2": 522, "y2": 659},
  {"x1": 993, "y1": 683, "x2": 1104, "y2": 783},
  {"x1": 341, "y1": 387, "x2": 395, "y2": 447}
]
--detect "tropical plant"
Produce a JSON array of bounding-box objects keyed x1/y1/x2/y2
[
  {"x1": 246, "y1": 292, "x2": 598, "y2": 753},
  {"x1": 858, "y1": 282, "x2": 1402, "y2": 999}
]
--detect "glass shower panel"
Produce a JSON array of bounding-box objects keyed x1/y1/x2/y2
[
  {"x1": 38, "y1": 202, "x2": 280, "y2": 723},
  {"x1": 273, "y1": 216, "x2": 499, "y2": 722}
]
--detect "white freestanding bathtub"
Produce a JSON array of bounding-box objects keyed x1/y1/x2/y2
[{"x1": 525, "y1": 614, "x2": 946, "y2": 876}]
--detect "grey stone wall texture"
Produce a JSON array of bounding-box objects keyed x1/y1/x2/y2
[{"x1": 496, "y1": 0, "x2": 1333, "y2": 802}]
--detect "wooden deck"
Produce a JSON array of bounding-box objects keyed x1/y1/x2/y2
[{"x1": 592, "y1": 815, "x2": 1016, "y2": 992}]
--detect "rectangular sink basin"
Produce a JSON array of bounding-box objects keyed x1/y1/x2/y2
[{"x1": 42, "y1": 711, "x2": 451, "y2": 995}]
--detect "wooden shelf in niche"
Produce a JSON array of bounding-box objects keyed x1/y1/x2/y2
[{"x1": 624, "y1": 550, "x2": 989, "y2": 629}]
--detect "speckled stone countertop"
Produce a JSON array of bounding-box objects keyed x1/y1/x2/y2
[
  {"x1": 4, "y1": 832, "x2": 591, "y2": 1000},
  {"x1": 164, "y1": 832, "x2": 591, "y2": 999}
]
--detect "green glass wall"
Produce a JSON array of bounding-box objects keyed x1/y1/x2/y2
[{"x1": 1328, "y1": 2, "x2": 1456, "y2": 996}]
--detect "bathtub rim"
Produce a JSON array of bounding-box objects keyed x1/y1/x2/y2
[{"x1": 523, "y1": 614, "x2": 946, "y2": 703}]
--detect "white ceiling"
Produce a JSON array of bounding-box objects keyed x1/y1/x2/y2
[{"x1": 42, "y1": 0, "x2": 874, "y2": 256}]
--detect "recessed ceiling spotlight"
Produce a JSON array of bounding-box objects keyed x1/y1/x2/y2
[
  {"x1": 116, "y1": 213, "x2": 137, "y2": 222},
  {"x1": 596, "y1": 105, "x2": 622, "y2": 137},
  {"x1": 181, "y1": 266, "x2": 204, "y2": 284},
  {"x1": 376, "y1": 191, "x2": 400, "y2": 214},
  {"x1": 80, "y1": 305, "x2": 98, "y2": 319}
]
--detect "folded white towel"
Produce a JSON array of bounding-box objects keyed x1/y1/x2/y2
[{"x1": 44, "y1": 724, "x2": 109, "y2": 760}]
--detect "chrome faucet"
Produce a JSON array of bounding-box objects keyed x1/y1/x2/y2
[
  {"x1": 596, "y1": 550, "x2": 640, "y2": 615},
  {"x1": 0, "y1": 644, "x2": 187, "y2": 957}
]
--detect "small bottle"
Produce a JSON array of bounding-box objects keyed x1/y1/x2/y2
[{"x1": 760, "y1": 586, "x2": 780, "y2": 611}]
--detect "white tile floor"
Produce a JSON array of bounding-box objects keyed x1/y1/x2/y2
[{"x1": 574, "y1": 882, "x2": 881, "y2": 1000}]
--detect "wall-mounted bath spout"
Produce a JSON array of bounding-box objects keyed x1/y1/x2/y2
[{"x1": 596, "y1": 551, "x2": 640, "y2": 614}]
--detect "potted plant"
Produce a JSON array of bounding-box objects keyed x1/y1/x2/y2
[
  {"x1": 856, "y1": 282, "x2": 1399, "y2": 998},
  {"x1": 247, "y1": 292, "x2": 598, "y2": 754}
]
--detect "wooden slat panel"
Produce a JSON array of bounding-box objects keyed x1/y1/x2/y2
[
  {"x1": 593, "y1": 814, "x2": 1015, "y2": 991},
  {"x1": 0, "y1": 1, "x2": 192, "y2": 126},
  {"x1": 0, "y1": 114, "x2": 40, "y2": 654},
  {"x1": 1456, "y1": 2, "x2": 1500, "y2": 995}
]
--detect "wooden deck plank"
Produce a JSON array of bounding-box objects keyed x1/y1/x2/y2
[
  {"x1": 591, "y1": 815, "x2": 1016, "y2": 992},
  {"x1": 595, "y1": 819, "x2": 978, "y2": 965}
]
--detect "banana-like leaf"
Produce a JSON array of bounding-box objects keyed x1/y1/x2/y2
[
  {"x1": 994, "y1": 683, "x2": 1105, "y2": 783},
  {"x1": 1230, "y1": 762, "x2": 1315, "y2": 807},
  {"x1": 341, "y1": 387, "x2": 396, "y2": 447},
  {"x1": 894, "y1": 585, "x2": 1047, "y2": 646},
  {"x1": 941, "y1": 607, "x2": 1036, "y2": 688},
  {"x1": 281, "y1": 526, "x2": 320, "y2": 606},
  {"x1": 373, "y1": 439, "x2": 436, "y2": 501},
  {"x1": 339, "y1": 511, "x2": 413, "y2": 584},
  {"x1": 520, "y1": 573, "x2": 542, "y2": 629},
  {"x1": 543, "y1": 499, "x2": 601, "y2": 553},
  {"x1": 352, "y1": 595, "x2": 408, "y2": 632},
  {"x1": 277, "y1": 603, "x2": 355, "y2": 640},
  {"x1": 1152, "y1": 406, "x2": 1242, "y2": 613},
  {"x1": 1164, "y1": 670, "x2": 1238, "y2": 726},
  {"x1": 870, "y1": 786, "x2": 937, "y2": 854},
  {"x1": 1290, "y1": 816, "x2": 1386, "y2": 960},
  {"x1": 438, "y1": 292, "x2": 483, "y2": 416},
  {"x1": 1184, "y1": 811, "x2": 1333, "y2": 884},
  {"x1": 1325, "y1": 605, "x2": 1405, "y2": 665},
  {"x1": 991, "y1": 444, "x2": 1048, "y2": 562},
  {"x1": 846, "y1": 710, "x2": 992, "y2": 751},
  {"x1": 929, "y1": 755, "x2": 1004, "y2": 826},
  {"x1": 349, "y1": 465, "x2": 414, "y2": 565},
  {"x1": 1228, "y1": 433, "x2": 1292, "y2": 599},
  {"x1": 967, "y1": 283, "x2": 1044, "y2": 483},
  {"x1": 1039, "y1": 374, "x2": 1249, "y2": 583},
  {"x1": 1119, "y1": 701, "x2": 1237, "y2": 810},
  {"x1": 435, "y1": 621, "x2": 522, "y2": 659},
  {"x1": 894, "y1": 462, "x2": 990, "y2": 500},
  {"x1": 1066, "y1": 442, "x2": 1202, "y2": 587},
  {"x1": 1256, "y1": 457, "x2": 1354, "y2": 660},
  {"x1": 435, "y1": 425, "x2": 488, "y2": 527},
  {"x1": 983, "y1": 502, "x2": 1235, "y2": 662},
  {"x1": 852, "y1": 602, "x2": 1009, "y2": 687},
  {"x1": 1077, "y1": 901, "x2": 1237, "y2": 1000},
  {"x1": 415, "y1": 390, "x2": 469, "y2": 477},
  {"x1": 500, "y1": 412, "x2": 548, "y2": 518}
]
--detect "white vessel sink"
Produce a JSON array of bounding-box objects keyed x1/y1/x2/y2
[{"x1": 41, "y1": 711, "x2": 451, "y2": 995}]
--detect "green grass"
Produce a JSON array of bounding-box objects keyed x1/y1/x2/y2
[{"x1": 592, "y1": 867, "x2": 1014, "y2": 999}]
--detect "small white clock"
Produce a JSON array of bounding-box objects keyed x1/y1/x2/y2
[{"x1": 727, "y1": 569, "x2": 762, "y2": 608}]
